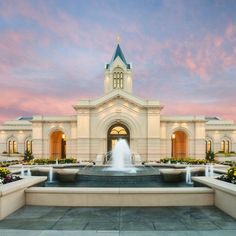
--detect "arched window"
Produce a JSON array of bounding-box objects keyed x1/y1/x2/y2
[
  {"x1": 221, "y1": 140, "x2": 225, "y2": 152},
  {"x1": 107, "y1": 123, "x2": 130, "y2": 153},
  {"x1": 8, "y1": 139, "x2": 17, "y2": 154},
  {"x1": 205, "y1": 140, "x2": 212, "y2": 153},
  {"x1": 25, "y1": 139, "x2": 32, "y2": 153},
  {"x1": 120, "y1": 72, "x2": 124, "y2": 89},
  {"x1": 110, "y1": 126, "x2": 127, "y2": 135},
  {"x1": 226, "y1": 140, "x2": 230, "y2": 153},
  {"x1": 113, "y1": 69, "x2": 124, "y2": 89},
  {"x1": 113, "y1": 72, "x2": 117, "y2": 88},
  {"x1": 221, "y1": 139, "x2": 231, "y2": 153}
]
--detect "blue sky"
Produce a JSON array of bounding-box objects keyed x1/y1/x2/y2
[{"x1": 0, "y1": 0, "x2": 236, "y2": 122}]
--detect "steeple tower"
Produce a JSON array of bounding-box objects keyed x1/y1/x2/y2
[{"x1": 104, "y1": 44, "x2": 132, "y2": 94}]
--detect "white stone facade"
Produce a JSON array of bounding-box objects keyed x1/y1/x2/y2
[{"x1": 0, "y1": 45, "x2": 236, "y2": 162}]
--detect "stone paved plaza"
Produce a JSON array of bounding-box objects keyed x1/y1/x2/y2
[{"x1": 0, "y1": 206, "x2": 236, "y2": 235}]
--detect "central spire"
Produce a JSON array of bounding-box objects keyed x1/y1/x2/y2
[
  {"x1": 104, "y1": 44, "x2": 132, "y2": 94},
  {"x1": 110, "y1": 44, "x2": 128, "y2": 65},
  {"x1": 106, "y1": 44, "x2": 131, "y2": 70}
]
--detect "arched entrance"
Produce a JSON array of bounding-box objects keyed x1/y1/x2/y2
[
  {"x1": 107, "y1": 123, "x2": 130, "y2": 153},
  {"x1": 50, "y1": 131, "x2": 66, "y2": 159},
  {"x1": 171, "y1": 131, "x2": 188, "y2": 158}
]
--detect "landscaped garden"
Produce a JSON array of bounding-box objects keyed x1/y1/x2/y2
[
  {"x1": 0, "y1": 167, "x2": 21, "y2": 185},
  {"x1": 217, "y1": 166, "x2": 236, "y2": 184},
  {"x1": 160, "y1": 157, "x2": 208, "y2": 165}
]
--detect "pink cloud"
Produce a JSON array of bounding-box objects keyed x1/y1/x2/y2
[
  {"x1": 225, "y1": 23, "x2": 236, "y2": 41},
  {"x1": 171, "y1": 25, "x2": 236, "y2": 80},
  {"x1": 163, "y1": 100, "x2": 236, "y2": 123},
  {"x1": 0, "y1": 1, "x2": 235, "y2": 125}
]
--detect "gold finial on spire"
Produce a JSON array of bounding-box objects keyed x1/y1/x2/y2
[{"x1": 116, "y1": 35, "x2": 121, "y2": 44}]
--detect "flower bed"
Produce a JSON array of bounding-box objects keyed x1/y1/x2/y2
[
  {"x1": 0, "y1": 167, "x2": 21, "y2": 185},
  {"x1": 160, "y1": 157, "x2": 208, "y2": 165},
  {"x1": 32, "y1": 158, "x2": 77, "y2": 165},
  {"x1": 0, "y1": 160, "x2": 22, "y2": 167},
  {"x1": 217, "y1": 166, "x2": 236, "y2": 184}
]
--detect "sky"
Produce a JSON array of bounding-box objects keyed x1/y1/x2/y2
[{"x1": 0, "y1": 0, "x2": 236, "y2": 124}]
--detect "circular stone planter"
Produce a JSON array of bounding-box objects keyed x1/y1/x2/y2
[
  {"x1": 159, "y1": 169, "x2": 182, "y2": 182},
  {"x1": 31, "y1": 167, "x2": 51, "y2": 177},
  {"x1": 56, "y1": 169, "x2": 79, "y2": 182},
  {"x1": 160, "y1": 167, "x2": 205, "y2": 183}
]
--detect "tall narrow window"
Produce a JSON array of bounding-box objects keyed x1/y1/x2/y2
[
  {"x1": 113, "y1": 72, "x2": 117, "y2": 88},
  {"x1": 120, "y1": 72, "x2": 123, "y2": 88},
  {"x1": 225, "y1": 140, "x2": 230, "y2": 153},
  {"x1": 116, "y1": 72, "x2": 120, "y2": 88},
  {"x1": 221, "y1": 140, "x2": 225, "y2": 152},
  {"x1": 8, "y1": 139, "x2": 17, "y2": 154},
  {"x1": 25, "y1": 140, "x2": 32, "y2": 152},
  {"x1": 113, "y1": 69, "x2": 124, "y2": 89},
  {"x1": 13, "y1": 141, "x2": 17, "y2": 153},
  {"x1": 8, "y1": 141, "x2": 13, "y2": 154},
  {"x1": 206, "y1": 140, "x2": 212, "y2": 152}
]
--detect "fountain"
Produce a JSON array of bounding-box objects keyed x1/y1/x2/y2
[
  {"x1": 48, "y1": 166, "x2": 53, "y2": 183},
  {"x1": 21, "y1": 166, "x2": 25, "y2": 176},
  {"x1": 44, "y1": 139, "x2": 199, "y2": 187},
  {"x1": 210, "y1": 164, "x2": 214, "y2": 177},
  {"x1": 107, "y1": 139, "x2": 136, "y2": 173},
  {"x1": 205, "y1": 165, "x2": 209, "y2": 177},
  {"x1": 185, "y1": 166, "x2": 192, "y2": 184},
  {"x1": 27, "y1": 168, "x2": 31, "y2": 176},
  {"x1": 56, "y1": 159, "x2": 58, "y2": 165}
]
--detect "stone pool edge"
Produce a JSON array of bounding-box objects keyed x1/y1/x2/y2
[
  {"x1": 0, "y1": 176, "x2": 47, "y2": 220},
  {"x1": 193, "y1": 176, "x2": 236, "y2": 219},
  {"x1": 25, "y1": 186, "x2": 214, "y2": 207}
]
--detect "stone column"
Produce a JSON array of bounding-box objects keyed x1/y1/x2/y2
[
  {"x1": 147, "y1": 108, "x2": 161, "y2": 161},
  {"x1": 77, "y1": 109, "x2": 91, "y2": 161},
  {"x1": 32, "y1": 116, "x2": 44, "y2": 158}
]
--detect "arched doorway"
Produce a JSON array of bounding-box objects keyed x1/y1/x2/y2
[
  {"x1": 171, "y1": 131, "x2": 188, "y2": 158},
  {"x1": 107, "y1": 123, "x2": 130, "y2": 153},
  {"x1": 50, "y1": 131, "x2": 66, "y2": 159}
]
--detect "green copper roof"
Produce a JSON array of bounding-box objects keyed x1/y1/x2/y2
[{"x1": 106, "y1": 44, "x2": 131, "y2": 69}]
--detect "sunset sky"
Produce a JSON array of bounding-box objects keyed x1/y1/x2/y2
[{"x1": 0, "y1": 0, "x2": 236, "y2": 124}]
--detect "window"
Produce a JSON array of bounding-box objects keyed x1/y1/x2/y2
[
  {"x1": 206, "y1": 140, "x2": 212, "y2": 153},
  {"x1": 113, "y1": 70, "x2": 124, "y2": 89},
  {"x1": 120, "y1": 72, "x2": 123, "y2": 89},
  {"x1": 221, "y1": 139, "x2": 230, "y2": 153},
  {"x1": 113, "y1": 72, "x2": 117, "y2": 88},
  {"x1": 110, "y1": 126, "x2": 127, "y2": 135},
  {"x1": 225, "y1": 140, "x2": 230, "y2": 153},
  {"x1": 25, "y1": 140, "x2": 32, "y2": 152},
  {"x1": 8, "y1": 139, "x2": 17, "y2": 154},
  {"x1": 221, "y1": 140, "x2": 225, "y2": 152}
]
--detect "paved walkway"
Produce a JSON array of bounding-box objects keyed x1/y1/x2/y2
[{"x1": 0, "y1": 206, "x2": 236, "y2": 235}]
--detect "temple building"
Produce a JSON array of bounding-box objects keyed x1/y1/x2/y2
[{"x1": 0, "y1": 45, "x2": 236, "y2": 162}]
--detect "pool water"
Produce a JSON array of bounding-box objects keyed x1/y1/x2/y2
[{"x1": 41, "y1": 166, "x2": 196, "y2": 188}]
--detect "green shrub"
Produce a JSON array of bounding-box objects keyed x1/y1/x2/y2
[
  {"x1": 33, "y1": 159, "x2": 47, "y2": 165},
  {"x1": 206, "y1": 151, "x2": 215, "y2": 162},
  {"x1": 24, "y1": 150, "x2": 34, "y2": 161},
  {"x1": 160, "y1": 157, "x2": 207, "y2": 165},
  {"x1": 33, "y1": 158, "x2": 77, "y2": 165},
  {"x1": 64, "y1": 158, "x2": 77, "y2": 164}
]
